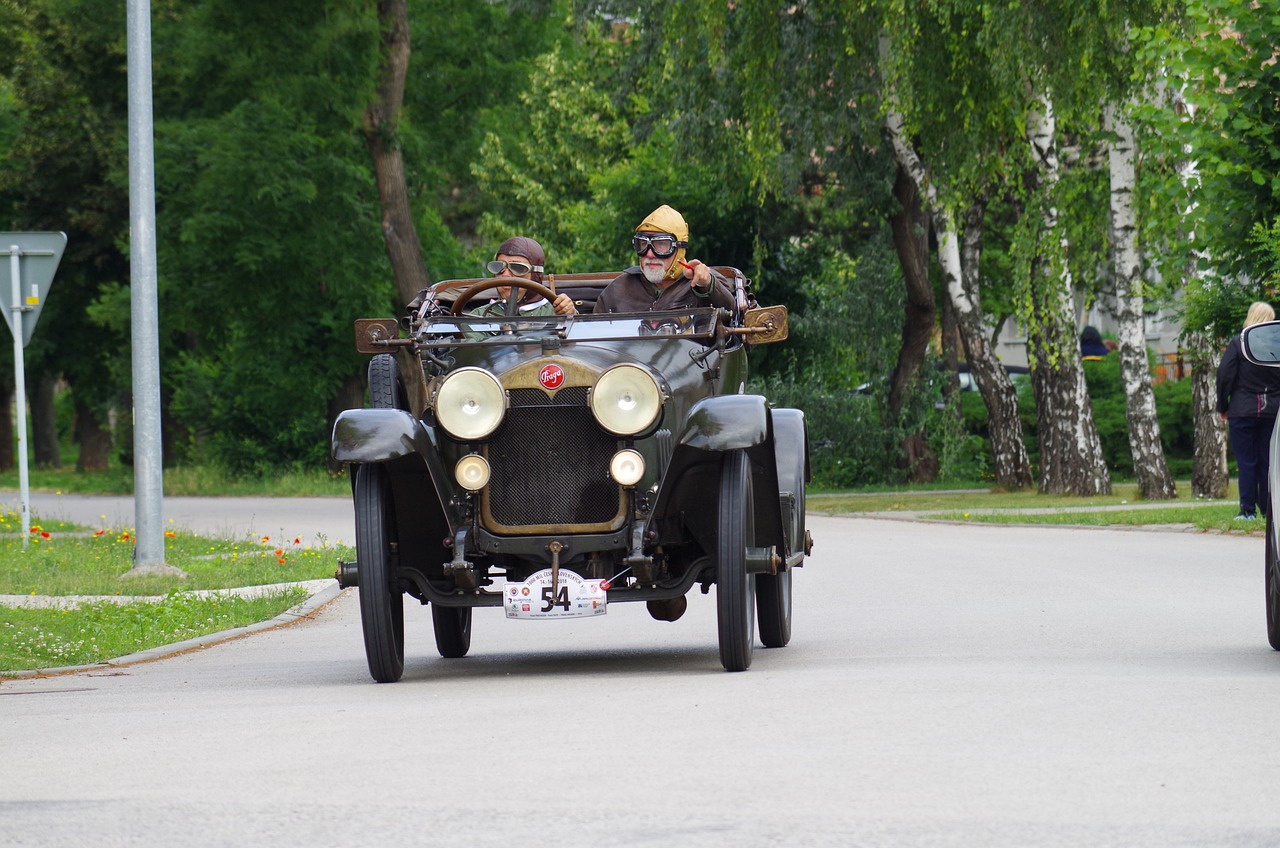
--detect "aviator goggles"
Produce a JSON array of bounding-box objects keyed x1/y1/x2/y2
[
  {"x1": 486, "y1": 259, "x2": 543, "y2": 277},
  {"x1": 632, "y1": 232, "x2": 687, "y2": 258}
]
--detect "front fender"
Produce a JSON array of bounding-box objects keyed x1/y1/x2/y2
[
  {"x1": 332, "y1": 408, "x2": 436, "y2": 463},
  {"x1": 677, "y1": 395, "x2": 770, "y2": 452}
]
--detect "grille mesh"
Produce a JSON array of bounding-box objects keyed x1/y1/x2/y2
[{"x1": 485, "y1": 388, "x2": 622, "y2": 529}]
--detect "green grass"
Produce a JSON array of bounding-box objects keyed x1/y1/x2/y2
[
  {"x1": 0, "y1": 505, "x2": 354, "y2": 674},
  {"x1": 1, "y1": 589, "x2": 308, "y2": 672},
  {"x1": 809, "y1": 482, "x2": 1153, "y2": 513},
  {"x1": 931, "y1": 503, "x2": 1251, "y2": 532}
]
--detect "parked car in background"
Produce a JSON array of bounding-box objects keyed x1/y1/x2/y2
[
  {"x1": 1238, "y1": 320, "x2": 1280, "y2": 648},
  {"x1": 332, "y1": 269, "x2": 811, "y2": 681}
]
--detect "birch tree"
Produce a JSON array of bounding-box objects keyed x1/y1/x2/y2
[
  {"x1": 1105, "y1": 101, "x2": 1177, "y2": 498},
  {"x1": 883, "y1": 97, "x2": 1033, "y2": 490},
  {"x1": 1023, "y1": 94, "x2": 1111, "y2": 495}
]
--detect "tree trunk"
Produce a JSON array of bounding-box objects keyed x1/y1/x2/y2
[
  {"x1": 74, "y1": 396, "x2": 112, "y2": 472},
  {"x1": 1188, "y1": 331, "x2": 1228, "y2": 498},
  {"x1": 887, "y1": 163, "x2": 935, "y2": 418},
  {"x1": 1026, "y1": 94, "x2": 1110, "y2": 496},
  {"x1": 364, "y1": 0, "x2": 432, "y2": 307},
  {"x1": 884, "y1": 99, "x2": 1033, "y2": 490},
  {"x1": 327, "y1": 373, "x2": 365, "y2": 474},
  {"x1": 31, "y1": 373, "x2": 61, "y2": 469},
  {"x1": 1105, "y1": 102, "x2": 1176, "y2": 499},
  {"x1": 887, "y1": 162, "x2": 939, "y2": 482}
]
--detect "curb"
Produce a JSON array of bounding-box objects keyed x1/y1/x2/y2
[{"x1": 1, "y1": 580, "x2": 348, "y2": 680}]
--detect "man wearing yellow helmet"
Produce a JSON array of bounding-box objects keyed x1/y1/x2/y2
[{"x1": 593, "y1": 205, "x2": 735, "y2": 314}]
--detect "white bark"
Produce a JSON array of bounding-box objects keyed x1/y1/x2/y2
[
  {"x1": 1105, "y1": 101, "x2": 1176, "y2": 499},
  {"x1": 1025, "y1": 94, "x2": 1111, "y2": 496},
  {"x1": 883, "y1": 99, "x2": 1032, "y2": 489}
]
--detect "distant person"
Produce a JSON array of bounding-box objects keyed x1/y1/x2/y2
[
  {"x1": 1080, "y1": 325, "x2": 1110, "y2": 359},
  {"x1": 593, "y1": 205, "x2": 736, "y2": 314},
  {"x1": 1216, "y1": 301, "x2": 1280, "y2": 520}
]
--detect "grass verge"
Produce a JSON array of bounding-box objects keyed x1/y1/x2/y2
[
  {"x1": 0, "y1": 508, "x2": 353, "y2": 673},
  {"x1": 1, "y1": 588, "x2": 308, "y2": 672},
  {"x1": 930, "y1": 503, "x2": 1248, "y2": 531}
]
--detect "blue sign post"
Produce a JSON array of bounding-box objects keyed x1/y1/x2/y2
[{"x1": 0, "y1": 232, "x2": 67, "y2": 547}]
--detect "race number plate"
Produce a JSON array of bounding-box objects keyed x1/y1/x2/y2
[{"x1": 505, "y1": 569, "x2": 608, "y2": 620}]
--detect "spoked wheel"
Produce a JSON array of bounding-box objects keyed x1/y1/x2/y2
[
  {"x1": 717, "y1": 449, "x2": 756, "y2": 671},
  {"x1": 1267, "y1": 512, "x2": 1280, "y2": 651},
  {"x1": 432, "y1": 605, "x2": 473, "y2": 659},
  {"x1": 355, "y1": 463, "x2": 405, "y2": 682}
]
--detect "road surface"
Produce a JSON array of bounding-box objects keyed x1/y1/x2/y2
[{"x1": 3, "y1": 512, "x2": 1279, "y2": 846}]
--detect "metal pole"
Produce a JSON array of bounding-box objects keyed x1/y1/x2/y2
[
  {"x1": 126, "y1": 0, "x2": 166, "y2": 569},
  {"x1": 9, "y1": 246, "x2": 28, "y2": 549}
]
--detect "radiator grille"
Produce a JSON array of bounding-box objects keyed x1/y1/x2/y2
[{"x1": 483, "y1": 387, "x2": 624, "y2": 532}]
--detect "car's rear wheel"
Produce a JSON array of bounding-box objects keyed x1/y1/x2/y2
[
  {"x1": 1267, "y1": 512, "x2": 1280, "y2": 651},
  {"x1": 432, "y1": 605, "x2": 472, "y2": 658},
  {"x1": 355, "y1": 463, "x2": 405, "y2": 682},
  {"x1": 757, "y1": 568, "x2": 792, "y2": 649},
  {"x1": 717, "y1": 449, "x2": 756, "y2": 671}
]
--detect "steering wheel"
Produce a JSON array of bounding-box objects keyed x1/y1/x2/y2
[{"x1": 449, "y1": 278, "x2": 560, "y2": 316}]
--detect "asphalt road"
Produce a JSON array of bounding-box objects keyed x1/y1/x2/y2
[
  {"x1": 4, "y1": 491, "x2": 357, "y2": 546},
  {"x1": 4, "y1": 512, "x2": 1280, "y2": 847}
]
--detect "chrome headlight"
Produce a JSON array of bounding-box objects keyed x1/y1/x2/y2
[
  {"x1": 589, "y1": 364, "x2": 662, "y2": 435},
  {"x1": 454, "y1": 454, "x2": 491, "y2": 491},
  {"x1": 609, "y1": 449, "x2": 645, "y2": 487},
  {"x1": 435, "y1": 368, "x2": 506, "y2": 440}
]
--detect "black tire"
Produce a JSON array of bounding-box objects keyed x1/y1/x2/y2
[
  {"x1": 432, "y1": 605, "x2": 473, "y2": 659},
  {"x1": 717, "y1": 450, "x2": 756, "y2": 671},
  {"x1": 355, "y1": 464, "x2": 405, "y2": 682},
  {"x1": 368, "y1": 354, "x2": 406, "y2": 410},
  {"x1": 757, "y1": 568, "x2": 792, "y2": 649},
  {"x1": 1267, "y1": 512, "x2": 1280, "y2": 651}
]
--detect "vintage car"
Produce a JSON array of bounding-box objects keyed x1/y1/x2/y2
[
  {"x1": 1241, "y1": 320, "x2": 1280, "y2": 649},
  {"x1": 331, "y1": 269, "x2": 811, "y2": 681}
]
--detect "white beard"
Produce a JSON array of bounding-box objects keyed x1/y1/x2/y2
[{"x1": 641, "y1": 263, "x2": 667, "y2": 284}]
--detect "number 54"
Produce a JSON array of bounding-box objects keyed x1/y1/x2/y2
[{"x1": 541, "y1": 585, "x2": 570, "y2": 612}]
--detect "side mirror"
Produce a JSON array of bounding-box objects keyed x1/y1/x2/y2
[
  {"x1": 728, "y1": 305, "x2": 789, "y2": 346},
  {"x1": 1242, "y1": 321, "x2": 1280, "y2": 365},
  {"x1": 354, "y1": 318, "x2": 401, "y2": 354}
]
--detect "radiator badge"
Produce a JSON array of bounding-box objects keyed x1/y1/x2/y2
[{"x1": 538, "y1": 363, "x2": 565, "y2": 390}]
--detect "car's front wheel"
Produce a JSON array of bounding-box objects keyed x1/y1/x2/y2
[
  {"x1": 717, "y1": 449, "x2": 756, "y2": 671},
  {"x1": 355, "y1": 463, "x2": 405, "y2": 682}
]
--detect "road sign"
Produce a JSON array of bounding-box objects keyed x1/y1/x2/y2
[{"x1": 0, "y1": 231, "x2": 67, "y2": 347}]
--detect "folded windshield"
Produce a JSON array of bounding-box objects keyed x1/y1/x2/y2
[{"x1": 417, "y1": 309, "x2": 720, "y2": 344}]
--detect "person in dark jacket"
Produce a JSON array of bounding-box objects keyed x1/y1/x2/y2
[
  {"x1": 1217, "y1": 301, "x2": 1280, "y2": 520},
  {"x1": 593, "y1": 205, "x2": 736, "y2": 314},
  {"x1": 1080, "y1": 325, "x2": 1111, "y2": 359}
]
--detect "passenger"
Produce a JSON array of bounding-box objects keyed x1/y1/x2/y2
[
  {"x1": 473, "y1": 236, "x2": 577, "y2": 317},
  {"x1": 593, "y1": 205, "x2": 736, "y2": 314}
]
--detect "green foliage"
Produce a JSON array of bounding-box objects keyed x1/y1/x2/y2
[{"x1": 1132, "y1": 0, "x2": 1280, "y2": 340}]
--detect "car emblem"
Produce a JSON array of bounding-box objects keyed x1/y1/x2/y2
[{"x1": 539, "y1": 363, "x2": 565, "y2": 390}]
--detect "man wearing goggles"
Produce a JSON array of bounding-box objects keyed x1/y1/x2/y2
[
  {"x1": 594, "y1": 205, "x2": 734, "y2": 314},
  {"x1": 472, "y1": 236, "x2": 577, "y2": 317}
]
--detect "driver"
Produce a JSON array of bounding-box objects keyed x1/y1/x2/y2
[
  {"x1": 472, "y1": 236, "x2": 577, "y2": 317},
  {"x1": 593, "y1": 205, "x2": 735, "y2": 314}
]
